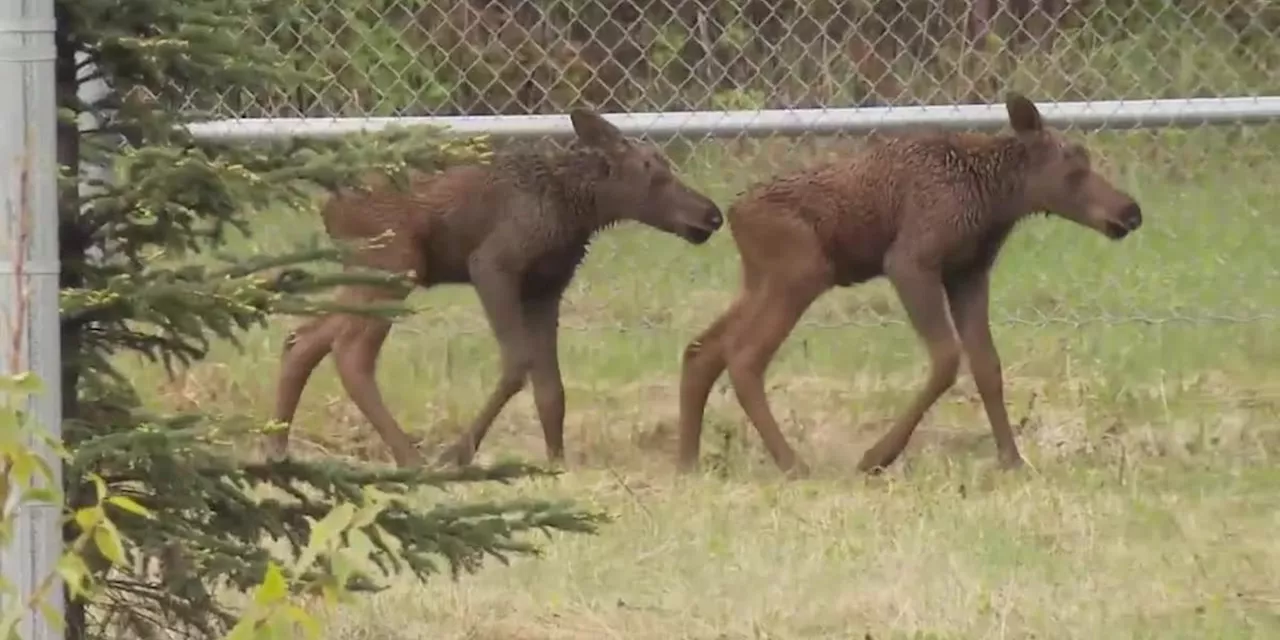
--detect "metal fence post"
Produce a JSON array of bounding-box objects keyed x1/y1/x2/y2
[{"x1": 0, "y1": 0, "x2": 64, "y2": 637}]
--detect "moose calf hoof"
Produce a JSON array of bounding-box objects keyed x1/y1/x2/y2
[
  {"x1": 263, "y1": 440, "x2": 290, "y2": 464},
  {"x1": 855, "y1": 449, "x2": 897, "y2": 475},
  {"x1": 392, "y1": 448, "x2": 425, "y2": 469},
  {"x1": 541, "y1": 454, "x2": 568, "y2": 473},
  {"x1": 997, "y1": 452, "x2": 1025, "y2": 471},
  {"x1": 674, "y1": 453, "x2": 703, "y2": 475},
  {"x1": 675, "y1": 461, "x2": 700, "y2": 476},
  {"x1": 545, "y1": 448, "x2": 567, "y2": 466},
  {"x1": 264, "y1": 449, "x2": 290, "y2": 464},
  {"x1": 783, "y1": 458, "x2": 812, "y2": 480},
  {"x1": 435, "y1": 441, "x2": 475, "y2": 468}
]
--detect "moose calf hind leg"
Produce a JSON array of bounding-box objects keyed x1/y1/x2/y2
[
  {"x1": 676, "y1": 294, "x2": 747, "y2": 472},
  {"x1": 436, "y1": 361, "x2": 529, "y2": 467},
  {"x1": 724, "y1": 284, "x2": 821, "y2": 477},
  {"x1": 267, "y1": 315, "x2": 341, "y2": 462},
  {"x1": 332, "y1": 315, "x2": 423, "y2": 468}
]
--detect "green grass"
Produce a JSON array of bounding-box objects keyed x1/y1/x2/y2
[{"x1": 125, "y1": 126, "x2": 1280, "y2": 638}]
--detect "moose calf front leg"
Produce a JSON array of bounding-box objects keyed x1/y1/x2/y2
[
  {"x1": 524, "y1": 294, "x2": 567, "y2": 463},
  {"x1": 858, "y1": 263, "x2": 961, "y2": 473},
  {"x1": 438, "y1": 254, "x2": 532, "y2": 467},
  {"x1": 946, "y1": 270, "x2": 1023, "y2": 470}
]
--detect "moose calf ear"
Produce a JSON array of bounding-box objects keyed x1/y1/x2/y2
[
  {"x1": 1005, "y1": 93, "x2": 1044, "y2": 134},
  {"x1": 570, "y1": 108, "x2": 624, "y2": 149}
]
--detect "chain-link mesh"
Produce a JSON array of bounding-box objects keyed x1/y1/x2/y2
[
  {"x1": 191, "y1": 1, "x2": 1280, "y2": 117},
  {"x1": 178, "y1": 1, "x2": 1280, "y2": 463}
]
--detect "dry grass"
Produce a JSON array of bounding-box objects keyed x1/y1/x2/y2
[
  {"x1": 307, "y1": 461, "x2": 1280, "y2": 640},
  {"x1": 124, "y1": 129, "x2": 1280, "y2": 638},
  {"x1": 289, "y1": 383, "x2": 1280, "y2": 639}
]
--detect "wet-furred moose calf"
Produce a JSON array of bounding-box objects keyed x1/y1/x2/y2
[
  {"x1": 267, "y1": 109, "x2": 724, "y2": 468},
  {"x1": 677, "y1": 93, "x2": 1144, "y2": 477}
]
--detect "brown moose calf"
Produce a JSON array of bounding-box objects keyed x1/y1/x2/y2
[
  {"x1": 677, "y1": 93, "x2": 1143, "y2": 477},
  {"x1": 268, "y1": 109, "x2": 724, "y2": 468}
]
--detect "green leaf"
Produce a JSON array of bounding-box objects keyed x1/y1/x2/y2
[
  {"x1": 106, "y1": 495, "x2": 154, "y2": 519},
  {"x1": 254, "y1": 562, "x2": 289, "y2": 606},
  {"x1": 55, "y1": 554, "x2": 91, "y2": 600},
  {"x1": 349, "y1": 489, "x2": 391, "y2": 529},
  {"x1": 72, "y1": 506, "x2": 103, "y2": 533},
  {"x1": 282, "y1": 604, "x2": 321, "y2": 639},
  {"x1": 92, "y1": 522, "x2": 128, "y2": 567},
  {"x1": 90, "y1": 474, "x2": 109, "y2": 504},
  {"x1": 344, "y1": 528, "x2": 376, "y2": 563},
  {"x1": 34, "y1": 598, "x2": 65, "y2": 632},
  {"x1": 7, "y1": 453, "x2": 36, "y2": 487},
  {"x1": 309, "y1": 501, "x2": 355, "y2": 550},
  {"x1": 0, "y1": 608, "x2": 23, "y2": 640}
]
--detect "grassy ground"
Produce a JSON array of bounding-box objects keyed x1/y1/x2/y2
[{"x1": 126, "y1": 126, "x2": 1280, "y2": 638}]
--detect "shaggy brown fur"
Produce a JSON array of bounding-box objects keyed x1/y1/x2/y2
[
  {"x1": 677, "y1": 94, "x2": 1144, "y2": 477},
  {"x1": 268, "y1": 109, "x2": 724, "y2": 468}
]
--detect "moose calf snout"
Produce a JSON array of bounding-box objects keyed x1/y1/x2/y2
[
  {"x1": 704, "y1": 204, "x2": 724, "y2": 231},
  {"x1": 1120, "y1": 201, "x2": 1143, "y2": 231},
  {"x1": 1103, "y1": 200, "x2": 1143, "y2": 240},
  {"x1": 681, "y1": 202, "x2": 724, "y2": 245}
]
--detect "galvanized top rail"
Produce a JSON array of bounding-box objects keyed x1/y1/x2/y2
[{"x1": 185, "y1": 96, "x2": 1280, "y2": 142}]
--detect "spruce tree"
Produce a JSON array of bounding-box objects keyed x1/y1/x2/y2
[{"x1": 57, "y1": 0, "x2": 606, "y2": 637}]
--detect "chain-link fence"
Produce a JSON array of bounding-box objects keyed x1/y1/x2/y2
[
  {"x1": 189, "y1": 0, "x2": 1280, "y2": 117},
  {"x1": 178, "y1": 1, "x2": 1280, "y2": 465}
]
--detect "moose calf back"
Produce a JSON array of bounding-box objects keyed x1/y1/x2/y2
[
  {"x1": 727, "y1": 131, "x2": 1042, "y2": 288},
  {"x1": 318, "y1": 158, "x2": 593, "y2": 288}
]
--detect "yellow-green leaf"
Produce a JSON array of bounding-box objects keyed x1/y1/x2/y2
[
  {"x1": 106, "y1": 495, "x2": 153, "y2": 519},
  {"x1": 309, "y1": 502, "x2": 355, "y2": 550},
  {"x1": 90, "y1": 474, "x2": 108, "y2": 503},
  {"x1": 92, "y1": 523, "x2": 127, "y2": 566},
  {"x1": 8, "y1": 453, "x2": 35, "y2": 486},
  {"x1": 254, "y1": 562, "x2": 289, "y2": 605},
  {"x1": 283, "y1": 604, "x2": 321, "y2": 639},
  {"x1": 56, "y1": 554, "x2": 90, "y2": 599},
  {"x1": 35, "y1": 598, "x2": 64, "y2": 631},
  {"x1": 343, "y1": 529, "x2": 376, "y2": 564},
  {"x1": 0, "y1": 610, "x2": 24, "y2": 640},
  {"x1": 292, "y1": 541, "x2": 321, "y2": 576},
  {"x1": 72, "y1": 506, "x2": 102, "y2": 534}
]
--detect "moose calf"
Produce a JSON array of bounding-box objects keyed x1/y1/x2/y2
[
  {"x1": 677, "y1": 93, "x2": 1144, "y2": 477},
  {"x1": 268, "y1": 109, "x2": 724, "y2": 468}
]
